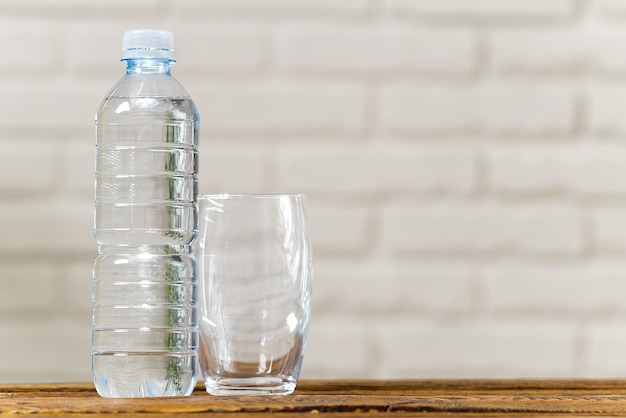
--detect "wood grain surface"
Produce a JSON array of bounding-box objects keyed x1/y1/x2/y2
[{"x1": 3, "y1": 380, "x2": 626, "y2": 416}]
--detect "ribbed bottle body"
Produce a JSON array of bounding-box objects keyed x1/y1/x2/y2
[{"x1": 93, "y1": 80, "x2": 199, "y2": 397}]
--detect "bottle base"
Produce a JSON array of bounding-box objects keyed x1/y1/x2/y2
[{"x1": 93, "y1": 353, "x2": 197, "y2": 398}]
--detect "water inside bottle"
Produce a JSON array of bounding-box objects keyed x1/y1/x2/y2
[{"x1": 93, "y1": 96, "x2": 199, "y2": 398}]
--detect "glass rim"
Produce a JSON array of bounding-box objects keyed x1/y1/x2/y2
[{"x1": 197, "y1": 193, "x2": 305, "y2": 200}]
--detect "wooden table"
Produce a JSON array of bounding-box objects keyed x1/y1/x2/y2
[{"x1": 3, "y1": 380, "x2": 626, "y2": 416}]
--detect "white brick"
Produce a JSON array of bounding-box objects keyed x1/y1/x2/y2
[
  {"x1": 0, "y1": 0, "x2": 160, "y2": 16},
  {"x1": 380, "y1": 84, "x2": 575, "y2": 135},
  {"x1": 307, "y1": 204, "x2": 371, "y2": 254},
  {"x1": 0, "y1": 262, "x2": 61, "y2": 314},
  {"x1": 0, "y1": 198, "x2": 94, "y2": 254},
  {"x1": 279, "y1": 144, "x2": 475, "y2": 194},
  {"x1": 0, "y1": 80, "x2": 109, "y2": 130},
  {"x1": 65, "y1": 140, "x2": 94, "y2": 195},
  {"x1": 0, "y1": 20, "x2": 60, "y2": 75},
  {"x1": 0, "y1": 318, "x2": 91, "y2": 383},
  {"x1": 591, "y1": 208, "x2": 626, "y2": 251},
  {"x1": 176, "y1": 25, "x2": 266, "y2": 73},
  {"x1": 196, "y1": 83, "x2": 365, "y2": 133},
  {"x1": 378, "y1": 319, "x2": 577, "y2": 378},
  {"x1": 490, "y1": 28, "x2": 626, "y2": 73},
  {"x1": 300, "y1": 317, "x2": 373, "y2": 379},
  {"x1": 197, "y1": 143, "x2": 268, "y2": 195},
  {"x1": 173, "y1": 0, "x2": 370, "y2": 16},
  {"x1": 587, "y1": 29, "x2": 626, "y2": 71},
  {"x1": 586, "y1": 321, "x2": 626, "y2": 377},
  {"x1": 62, "y1": 261, "x2": 94, "y2": 315},
  {"x1": 483, "y1": 261, "x2": 626, "y2": 314},
  {"x1": 589, "y1": 87, "x2": 626, "y2": 134},
  {"x1": 0, "y1": 141, "x2": 59, "y2": 193},
  {"x1": 490, "y1": 30, "x2": 584, "y2": 73},
  {"x1": 390, "y1": 0, "x2": 574, "y2": 19},
  {"x1": 592, "y1": 0, "x2": 626, "y2": 18},
  {"x1": 381, "y1": 203, "x2": 582, "y2": 255},
  {"x1": 278, "y1": 25, "x2": 474, "y2": 74},
  {"x1": 489, "y1": 144, "x2": 626, "y2": 195},
  {"x1": 313, "y1": 260, "x2": 474, "y2": 315}
]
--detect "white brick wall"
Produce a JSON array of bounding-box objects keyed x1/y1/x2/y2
[
  {"x1": 377, "y1": 319, "x2": 579, "y2": 378},
  {"x1": 277, "y1": 26, "x2": 475, "y2": 74},
  {"x1": 279, "y1": 144, "x2": 476, "y2": 194},
  {"x1": 381, "y1": 204, "x2": 582, "y2": 255},
  {"x1": 488, "y1": 145, "x2": 626, "y2": 195},
  {"x1": 198, "y1": 83, "x2": 366, "y2": 133},
  {"x1": 5, "y1": 0, "x2": 626, "y2": 384},
  {"x1": 380, "y1": 84, "x2": 576, "y2": 135},
  {"x1": 390, "y1": 0, "x2": 575, "y2": 19}
]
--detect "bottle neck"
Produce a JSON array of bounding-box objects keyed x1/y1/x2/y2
[{"x1": 124, "y1": 58, "x2": 172, "y2": 75}]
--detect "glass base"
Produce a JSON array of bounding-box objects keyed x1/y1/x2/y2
[{"x1": 204, "y1": 377, "x2": 296, "y2": 396}]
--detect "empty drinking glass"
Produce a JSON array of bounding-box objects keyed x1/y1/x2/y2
[{"x1": 195, "y1": 194, "x2": 313, "y2": 395}]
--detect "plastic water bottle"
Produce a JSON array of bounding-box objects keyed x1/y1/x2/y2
[{"x1": 92, "y1": 29, "x2": 199, "y2": 398}]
